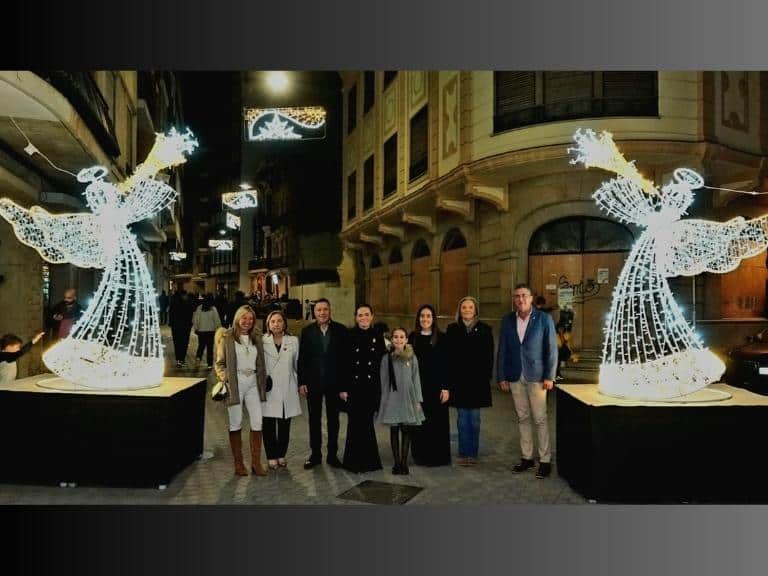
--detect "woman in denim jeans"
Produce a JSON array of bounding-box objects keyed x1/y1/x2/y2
[{"x1": 443, "y1": 296, "x2": 494, "y2": 466}]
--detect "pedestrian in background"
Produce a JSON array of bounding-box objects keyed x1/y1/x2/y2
[
  {"x1": 49, "y1": 288, "x2": 83, "y2": 340},
  {"x1": 192, "y1": 293, "x2": 222, "y2": 369},
  {"x1": 169, "y1": 286, "x2": 195, "y2": 368},
  {"x1": 158, "y1": 290, "x2": 170, "y2": 325},
  {"x1": 0, "y1": 332, "x2": 45, "y2": 385}
]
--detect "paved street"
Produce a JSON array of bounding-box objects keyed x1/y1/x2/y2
[{"x1": 0, "y1": 328, "x2": 586, "y2": 505}]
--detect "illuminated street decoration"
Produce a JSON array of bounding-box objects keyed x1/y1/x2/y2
[
  {"x1": 244, "y1": 106, "x2": 327, "y2": 141},
  {"x1": 209, "y1": 239, "x2": 233, "y2": 251},
  {"x1": 169, "y1": 251, "x2": 187, "y2": 261},
  {"x1": 226, "y1": 212, "x2": 241, "y2": 230},
  {"x1": 570, "y1": 129, "x2": 768, "y2": 400},
  {"x1": 0, "y1": 128, "x2": 198, "y2": 389},
  {"x1": 222, "y1": 190, "x2": 258, "y2": 210}
]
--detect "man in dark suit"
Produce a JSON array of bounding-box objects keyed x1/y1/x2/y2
[{"x1": 298, "y1": 298, "x2": 348, "y2": 469}]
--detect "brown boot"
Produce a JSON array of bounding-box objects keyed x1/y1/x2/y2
[
  {"x1": 229, "y1": 430, "x2": 248, "y2": 476},
  {"x1": 250, "y1": 431, "x2": 267, "y2": 476}
]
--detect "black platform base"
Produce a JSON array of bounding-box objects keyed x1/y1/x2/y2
[
  {"x1": 556, "y1": 383, "x2": 768, "y2": 503},
  {"x1": 0, "y1": 376, "x2": 206, "y2": 488}
]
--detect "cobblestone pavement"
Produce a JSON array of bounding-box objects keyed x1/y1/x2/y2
[{"x1": 0, "y1": 328, "x2": 587, "y2": 505}]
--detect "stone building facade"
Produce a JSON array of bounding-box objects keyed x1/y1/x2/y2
[{"x1": 339, "y1": 71, "x2": 768, "y2": 352}]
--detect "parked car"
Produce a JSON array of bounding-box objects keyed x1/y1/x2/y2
[{"x1": 725, "y1": 329, "x2": 768, "y2": 394}]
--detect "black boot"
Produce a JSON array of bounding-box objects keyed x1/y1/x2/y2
[
  {"x1": 390, "y1": 426, "x2": 401, "y2": 474},
  {"x1": 400, "y1": 426, "x2": 411, "y2": 475}
]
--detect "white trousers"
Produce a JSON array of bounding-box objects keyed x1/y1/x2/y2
[
  {"x1": 227, "y1": 376, "x2": 263, "y2": 432},
  {"x1": 510, "y1": 377, "x2": 550, "y2": 463}
]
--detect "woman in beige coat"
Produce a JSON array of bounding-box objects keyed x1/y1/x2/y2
[{"x1": 215, "y1": 305, "x2": 268, "y2": 476}]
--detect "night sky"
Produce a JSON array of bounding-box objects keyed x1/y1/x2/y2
[{"x1": 176, "y1": 71, "x2": 342, "y2": 261}]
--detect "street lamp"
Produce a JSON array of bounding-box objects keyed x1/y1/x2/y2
[{"x1": 265, "y1": 71, "x2": 289, "y2": 93}]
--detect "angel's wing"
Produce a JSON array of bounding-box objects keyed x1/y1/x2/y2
[
  {"x1": 659, "y1": 215, "x2": 768, "y2": 277},
  {"x1": 121, "y1": 177, "x2": 177, "y2": 223},
  {"x1": 0, "y1": 199, "x2": 108, "y2": 268}
]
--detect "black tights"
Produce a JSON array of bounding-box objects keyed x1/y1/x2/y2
[{"x1": 390, "y1": 425, "x2": 412, "y2": 472}]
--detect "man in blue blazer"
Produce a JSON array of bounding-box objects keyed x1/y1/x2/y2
[{"x1": 497, "y1": 283, "x2": 558, "y2": 479}]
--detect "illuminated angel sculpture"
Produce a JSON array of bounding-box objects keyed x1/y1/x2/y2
[
  {"x1": 570, "y1": 129, "x2": 768, "y2": 399},
  {"x1": 0, "y1": 128, "x2": 198, "y2": 389}
]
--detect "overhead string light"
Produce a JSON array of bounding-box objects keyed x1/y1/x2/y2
[
  {"x1": 569, "y1": 129, "x2": 768, "y2": 400},
  {"x1": 0, "y1": 128, "x2": 198, "y2": 390}
]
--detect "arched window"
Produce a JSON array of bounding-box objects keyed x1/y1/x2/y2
[
  {"x1": 442, "y1": 228, "x2": 467, "y2": 252},
  {"x1": 389, "y1": 247, "x2": 403, "y2": 264},
  {"x1": 528, "y1": 217, "x2": 633, "y2": 254},
  {"x1": 527, "y1": 216, "x2": 634, "y2": 351},
  {"x1": 412, "y1": 238, "x2": 431, "y2": 259},
  {"x1": 370, "y1": 253, "x2": 382, "y2": 269}
]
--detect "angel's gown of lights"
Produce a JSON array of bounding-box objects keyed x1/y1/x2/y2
[
  {"x1": 43, "y1": 226, "x2": 164, "y2": 389},
  {"x1": 599, "y1": 229, "x2": 725, "y2": 399}
]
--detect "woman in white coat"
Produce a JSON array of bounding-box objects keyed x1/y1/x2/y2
[{"x1": 261, "y1": 310, "x2": 302, "y2": 469}]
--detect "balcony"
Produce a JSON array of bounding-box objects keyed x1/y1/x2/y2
[
  {"x1": 493, "y1": 97, "x2": 659, "y2": 134},
  {"x1": 248, "y1": 256, "x2": 287, "y2": 272},
  {"x1": 0, "y1": 71, "x2": 126, "y2": 205},
  {"x1": 34, "y1": 71, "x2": 120, "y2": 157}
]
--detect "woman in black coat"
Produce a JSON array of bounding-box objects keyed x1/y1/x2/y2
[
  {"x1": 339, "y1": 304, "x2": 387, "y2": 473},
  {"x1": 443, "y1": 296, "x2": 494, "y2": 466},
  {"x1": 408, "y1": 304, "x2": 451, "y2": 467}
]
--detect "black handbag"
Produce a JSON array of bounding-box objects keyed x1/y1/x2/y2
[{"x1": 266, "y1": 375, "x2": 273, "y2": 392}]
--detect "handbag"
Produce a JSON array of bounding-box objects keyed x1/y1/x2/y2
[
  {"x1": 211, "y1": 381, "x2": 229, "y2": 401},
  {"x1": 266, "y1": 375, "x2": 273, "y2": 392}
]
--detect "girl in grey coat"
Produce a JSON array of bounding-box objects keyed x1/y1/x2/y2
[{"x1": 379, "y1": 327, "x2": 424, "y2": 475}]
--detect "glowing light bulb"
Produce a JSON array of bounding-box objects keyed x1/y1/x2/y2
[{"x1": 265, "y1": 71, "x2": 289, "y2": 92}]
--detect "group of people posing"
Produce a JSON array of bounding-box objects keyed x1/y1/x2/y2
[{"x1": 212, "y1": 283, "x2": 559, "y2": 480}]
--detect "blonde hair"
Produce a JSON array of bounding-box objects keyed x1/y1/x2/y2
[
  {"x1": 265, "y1": 310, "x2": 289, "y2": 335},
  {"x1": 231, "y1": 305, "x2": 256, "y2": 335}
]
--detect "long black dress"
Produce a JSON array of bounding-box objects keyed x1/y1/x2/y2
[
  {"x1": 340, "y1": 326, "x2": 386, "y2": 473},
  {"x1": 409, "y1": 332, "x2": 452, "y2": 466}
]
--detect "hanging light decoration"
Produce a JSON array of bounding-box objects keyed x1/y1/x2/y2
[
  {"x1": 0, "y1": 128, "x2": 198, "y2": 389},
  {"x1": 208, "y1": 239, "x2": 233, "y2": 251},
  {"x1": 222, "y1": 186, "x2": 258, "y2": 210},
  {"x1": 226, "y1": 212, "x2": 241, "y2": 230},
  {"x1": 244, "y1": 106, "x2": 327, "y2": 141},
  {"x1": 570, "y1": 129, "x2": 768, "y2": 400}
]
